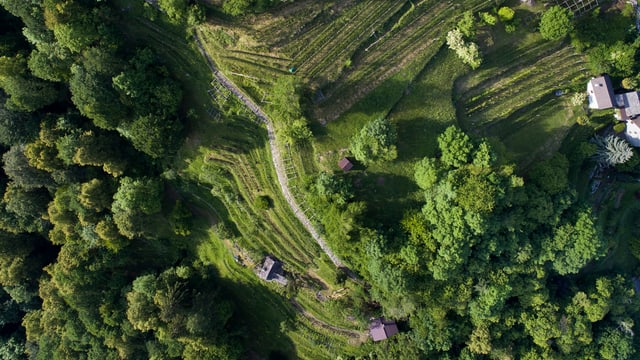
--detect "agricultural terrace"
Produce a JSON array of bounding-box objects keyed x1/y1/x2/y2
[
  {"x1": 196, "y1": 0, "x2": 492, "y2": 122},
  {"x1": 313, "y1": 3, "x2": 589, "y2": 224},
  {"x1": 455, "y1": 4, "x2": 588, "y2": 165},
  {"x1": 117, "y1": 1, "x2": 365, "y2": 358}
]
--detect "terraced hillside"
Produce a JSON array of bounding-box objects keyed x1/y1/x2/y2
[
  {"x1": 197, "y1": 0, "x2": 492, "y2": 122},
  {"x1": 456, "y1": 28, "x2": 588, "y2": 163}
]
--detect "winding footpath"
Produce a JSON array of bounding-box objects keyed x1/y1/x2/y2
[{"x1": 193, "y1": 32, "x2": 346, "y2": 269}]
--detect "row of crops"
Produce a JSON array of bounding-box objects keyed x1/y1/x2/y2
[
  {"x1": 313, "y1": 0, "x2": 493, "y2": 122},
  {"x1": 181, "y1": 117, "x2": 322, "y2": 271},
  {"x1": 457, "y1": 41, "x2": 588, "y2": 131}
]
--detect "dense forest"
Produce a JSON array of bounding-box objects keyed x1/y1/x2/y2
[
  {"x1": 0, "y1": 0, "x2": 639, "y2": 359},
  {"x1": 0, "y1": 0, "x2": 243, "y2": 358}
]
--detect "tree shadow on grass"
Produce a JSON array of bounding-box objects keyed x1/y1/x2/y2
[
  {"x1": 185, "y1": 217, "x2": 299, "y2": 359},
  {"x1": 217, "y1": 276, "x2": 298, "y2": 359},
  {"x1": 395, "y1": 116, "x2": 449, "y2": 162},
  {"x1": 352, "y1": 171, "x2": 421, "y2": 226}
]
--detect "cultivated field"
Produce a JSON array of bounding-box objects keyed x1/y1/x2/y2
[
  {"x1": 455, "y1": 19, "x2": 589, "y2": 164},
  {"x1": 115, "y1": 2, "x2": 365, "y2": 358},
  {"x1": 196, "y1": 0, "x2": 493, "y2": 122}
]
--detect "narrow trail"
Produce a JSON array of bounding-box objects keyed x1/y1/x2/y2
[{"x1": 193, "y1": 31, "x2": 349, "y2": 271}]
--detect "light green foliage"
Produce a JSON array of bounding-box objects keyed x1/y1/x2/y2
[
  {"x1": 521, "y1": 304, "x2": 562, "y2": 348},
  {"x1": 414, "y1": 157, "x2": 440, "y2": 190},
  {"x1": 457, "y1": 10, "x2": 476, "y2": 38},
  {"x1": 158, "y1": 0, "x2": 187, "y2": 23},
  {"x1": 497, "y1": 7, "x2": 514, "y2": 22},
  {"x1": 112, "y1": 177, "x2": 163, "y2": 239},
  {"x1": 349, "y1": 117, "x2": 397, "y2": 165},
  {"x1": 588, "y1": 42, "x2": 638, "y2": 77},
  {"x1": 467, "y1": 324, "x2": 491, "y2": 354},
  {"x1": 79, "y1": 179, "x2": 113, "y2": 212},
  {"x1": 543, "y1": 209, "x2": 603, "y2": 275},
  {"x1": 622, "y1": 77, "x2": 638, "y2": 90},
  {"x1": 446, "y1": 29, "x2": 482, "y2": 69},
  {"x1": 437, "y1": 125, "x2": 473, "y2": 168},
  {"x1": 222, "y1": 0, "x2": 253, "y2": 16},
  {"x1": 479, "y1": 12, "x2": 497, "y2": 26},
  {"x1": 540, "y1": 5, "x2": 574, "y2": 41},
  {"x1": 268, "y1": 76, "x2": 312, "y2": 144}
]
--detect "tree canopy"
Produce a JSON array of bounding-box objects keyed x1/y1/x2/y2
[
  {"x1": 540, "y1": 5, "x2": 574, "y2": 41},
  {"x1": 349, "y1": 117, "x2": 398, "y2": 165}
]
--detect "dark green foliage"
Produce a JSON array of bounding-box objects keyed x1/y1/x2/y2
[
  {"x1": 315, "y1": 172, "x2": 353, "y2": 206},
  {"x1": 124, "y1": 114, "x2": 182, "y2": 159},
  {"x1": 0, "y1": 334, "x2": 26, "y2": 360},
  {"x1": 253, "y1": 195, "x2": 272, "y2": 210},
  {"x1": 540, "y1": 5, "x2": 574, "y2": 41},
  {"x1": 528, "y1": 153, "x2": 569, "y2": 195},
  {"x1": 0, "y1": 1, "x2": 243, "y2": 358},
  {"x1": 169, "y1": 200, "x2": 191, "y2": 236},
  {"x1": 3, "y1": 145, "x2": 52, "y2": 190},
  {"x1": 0, "y1": 107, "x2": 38, "y2": 146},
  {"x1": 0, "y1": 55, "x2": 59, "y2": 112},
  {"x1": 350, "y1": 117, "x2": 397, "y2": 165},
  {"x1": 69, "y1": 63, "x2": 124, "y2": 130}
]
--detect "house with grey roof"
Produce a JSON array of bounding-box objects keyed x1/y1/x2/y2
[
  {"x1": 369, "y1": 317, "x2": 399, "y2": 342},
  {"x1": 587, "y1": 75, "x2": 615, "y2": 109},
  {"x1": 586, "y1": 75, "x2": 640, "y2": 146},
  {"x1": 258, "y1": 255, "x2": 288, "y2": 285}
]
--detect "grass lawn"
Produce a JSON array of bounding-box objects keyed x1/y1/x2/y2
[
  {"x1": 588, "y1": 181, "x2": 640, "y2": 275},
  {"x1": 455, "y1": 5, "x2": 589, "y2": 166},
  {"x1": 313, "y1": 46, "x2": 467, "y2": 224},
  {"x1": 114, "y1": 2, "x2": 366, "y2": 358}
]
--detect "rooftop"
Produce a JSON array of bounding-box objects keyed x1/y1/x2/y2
[
  {"x1": 258, "y1": 256, "x2": 288, "y2": 285},
  {"x1": 338, "y1": 157, "x2": 353, "y2": 171},
  {"x1": 369, "y1": 317, "x2": 399, "y2": 342},
  {"x1": 615, "y1": 92, "x2": 640, "y2": 120},
  {"x1": 587, "y1": 75, "x2": 615, "y2": 110}
]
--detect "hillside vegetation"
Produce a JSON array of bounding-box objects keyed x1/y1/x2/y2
[{"x1": 0, "y1": 0, "x2": 639, "y2": 359}]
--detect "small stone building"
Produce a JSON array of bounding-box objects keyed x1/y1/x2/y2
[
  {"x1": 258, "y1": 255, "x2": 288, "y2": 285},
  {"x1": 369, "y1": 317, "x2": 399, "y2": 342},
  {"x1": 338, "y1": 157, "x2": 354, "y2": 172}
]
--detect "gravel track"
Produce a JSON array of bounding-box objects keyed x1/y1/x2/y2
[{"x1": 193, "y1": 31, "x2": 347, "y2": 269}]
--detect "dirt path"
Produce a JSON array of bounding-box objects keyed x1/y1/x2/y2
[{"x1": 193, "y1": 30, "x2": 348, "y2": 270}]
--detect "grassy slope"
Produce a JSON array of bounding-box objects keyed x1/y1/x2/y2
[
  {"x1": 114, "y1": 2, "x2": 363, "y2": 359},
  {"x1": 455, "y1": 6, "x2": 588, "y2": 166},
  {"x1": 314, "y1": 48, "x2": 467, "y2": 224}
]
